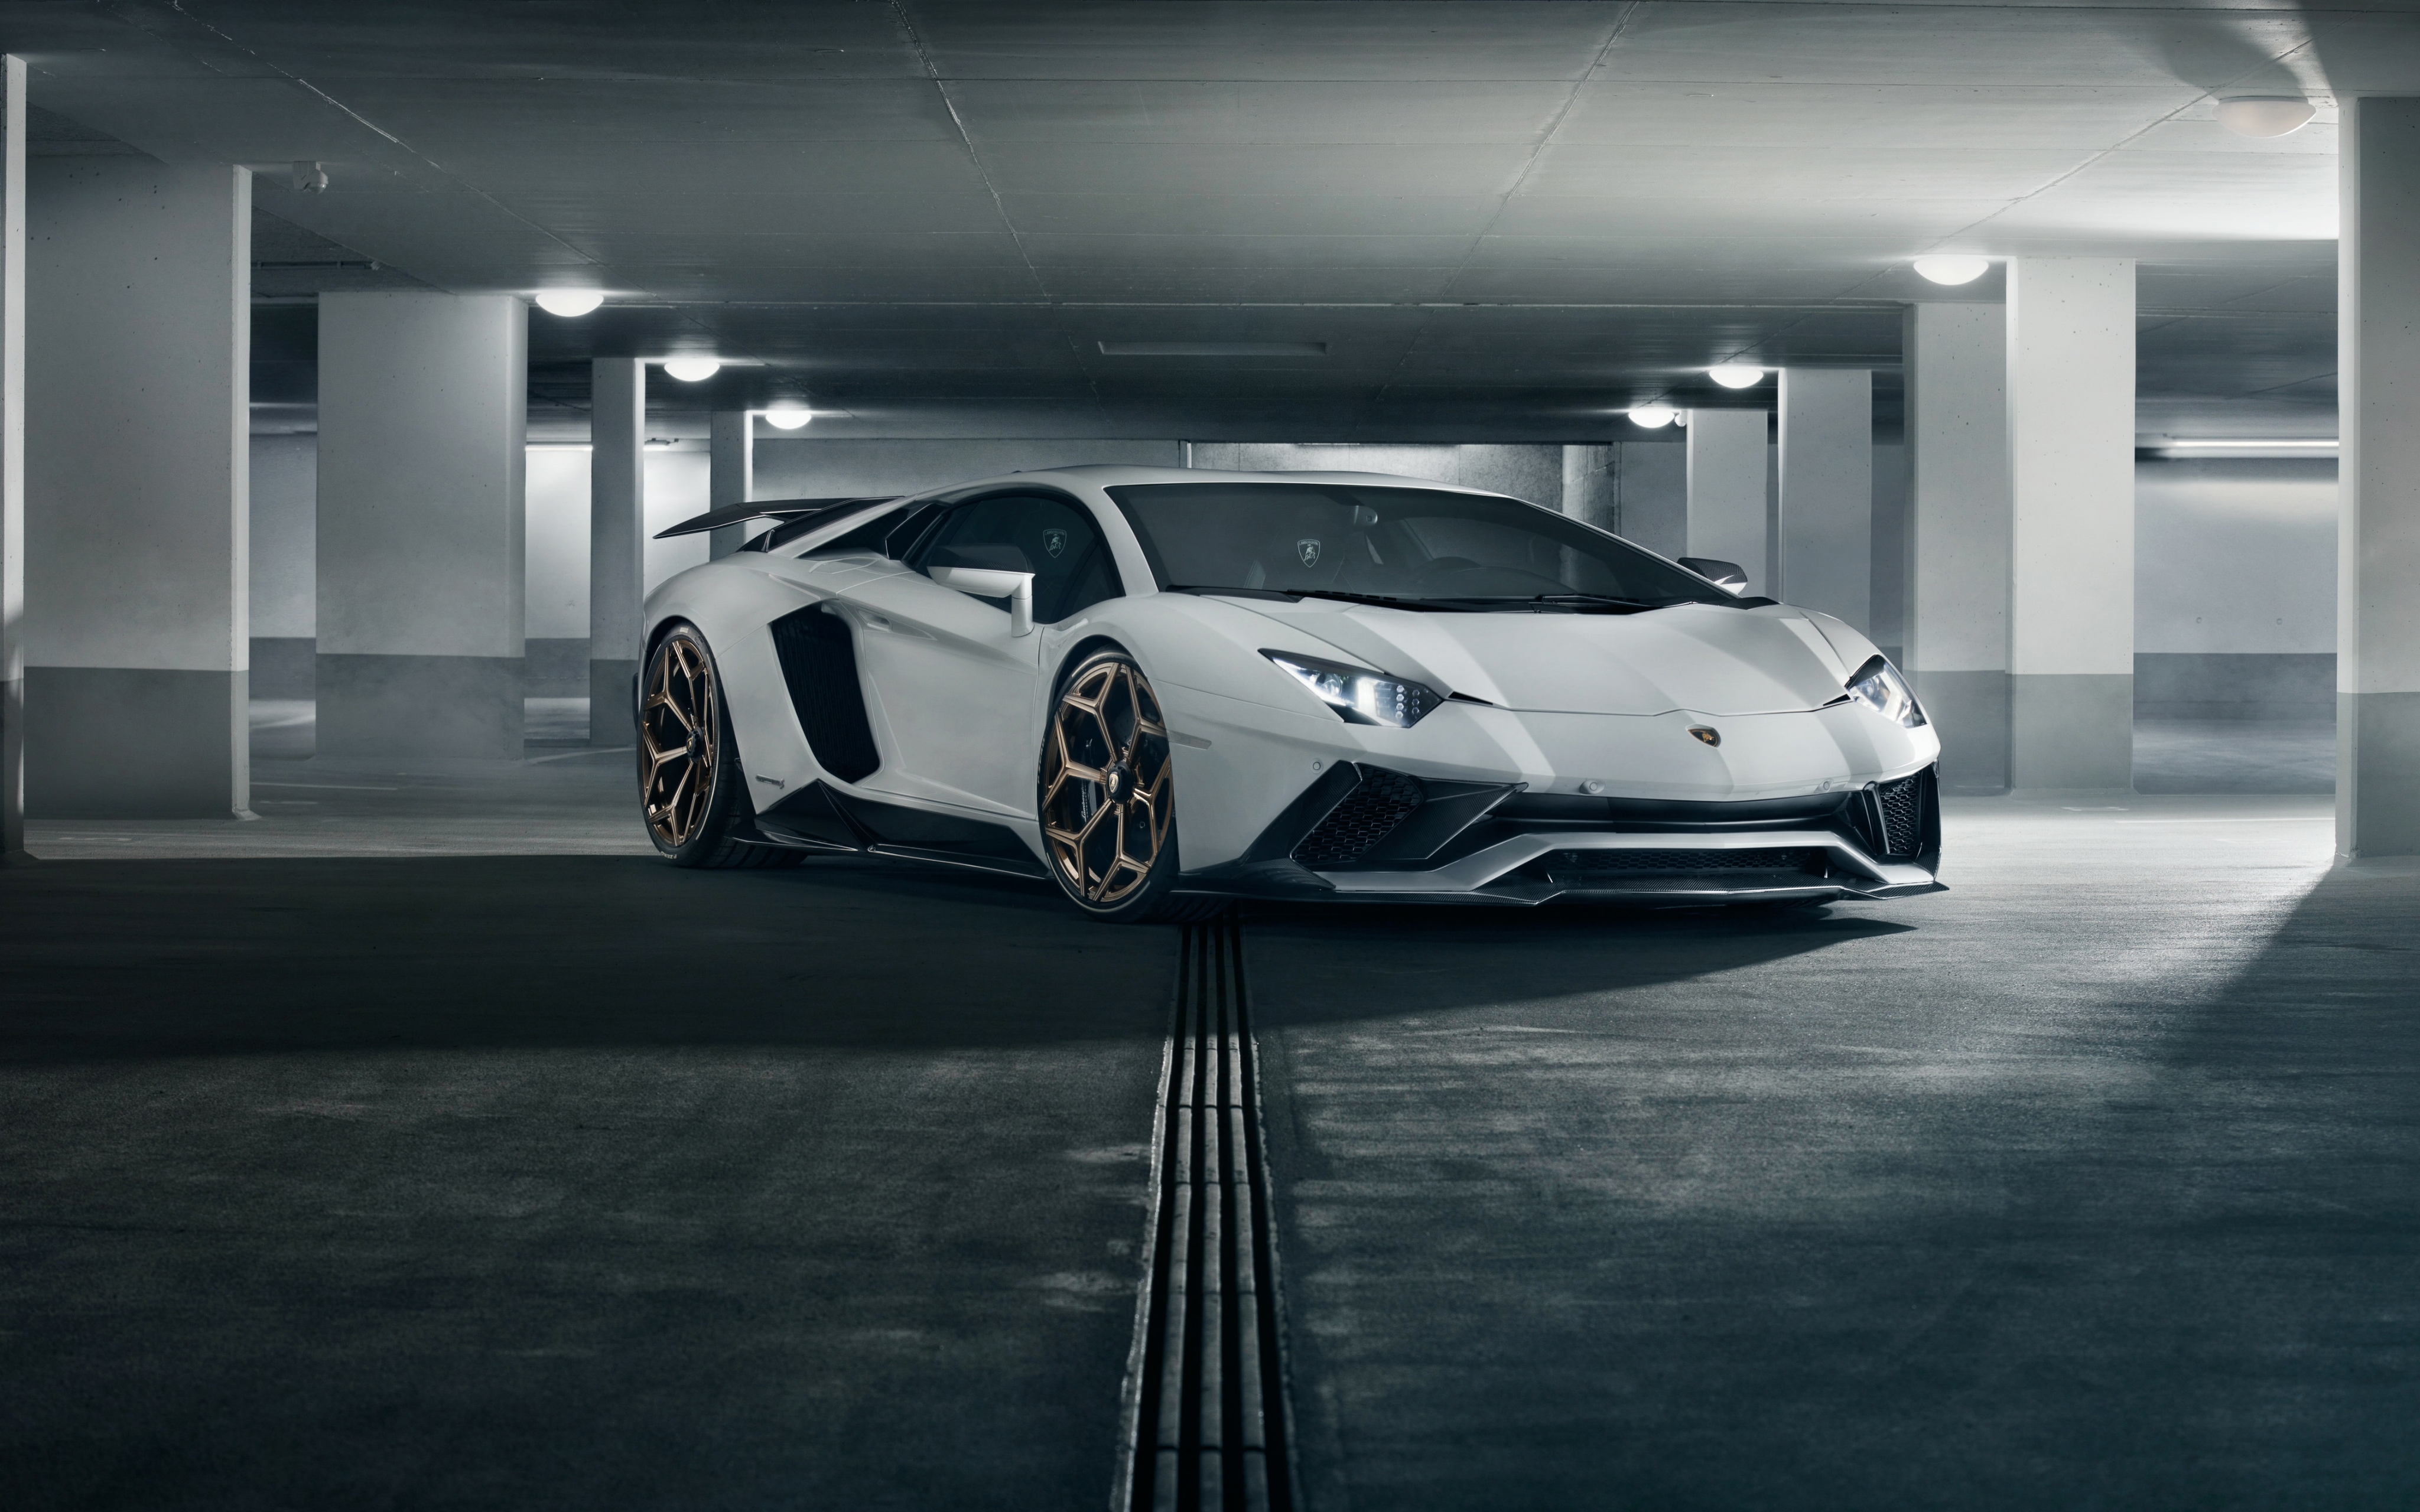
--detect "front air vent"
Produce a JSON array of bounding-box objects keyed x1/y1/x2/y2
[
  {"x1": 1544, "y1": 848, "x2": 1825, "y2": 875},
  {"x1": 1859, "y1": 768, "x2": 1937, "y2": 860},
  {"x1": 769, "y1": 604, "x2": 880, "y2": 783},
  {"x1": 1292, "y1": 765, "x2": 1425, "y2": 868}
]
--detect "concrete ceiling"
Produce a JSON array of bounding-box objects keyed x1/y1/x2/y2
[{"x1": 7, "y1": 1, "x2": 2406, "y2": 441}]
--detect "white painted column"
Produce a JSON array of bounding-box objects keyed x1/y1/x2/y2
[
  {"x1": 1778, "y1": 369, "x2": 1872, "y2": 628},
  {"x1": 25, "y1": 158, "x2": 250, "y2": 818},
  {"x1": 590, "y1": 359, "x2": 644, "y2": 744},
  {"x1": 1904, "y1": 303, "x2": 2012, "y2": 793},
  {"x1": 0, "y1": 58, "x2": 22, "y2": 853},
  {"x1": 317, "y1": 293, "x2": 526, "y2": 757},
  {"x1": 2339, "y1": 98, "x2": 2420, "y2": 856},
  {"x1": 1684, "y1": 409, "x2": 1769, "y2": 595},
  {"x1": 709, "y1": 409, "x2": 751, "y2": 559},
  {"x1": 2006, "y1": 258, "x2": 2135, "y2": 793}
]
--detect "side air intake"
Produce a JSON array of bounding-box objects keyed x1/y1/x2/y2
[
  {"x1": 1857, "y1": 767, "x2": 1937, "y2": 860},
  {"x1": 769, "y1": 604, "x2": 881, "y2": 783},
  {"x1": 1292, "y1": 765, "x2": 1426, "y2": 868}
]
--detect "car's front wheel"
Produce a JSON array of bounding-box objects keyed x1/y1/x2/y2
[
  {"x1": 1039, "y1": 648, "x2": 1224, "y2": 923},
  {"x1": 639, "y1": 623, "x2": 799, "y2": 869}
]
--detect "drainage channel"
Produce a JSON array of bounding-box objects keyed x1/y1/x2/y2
[{"x1": 1116, "y1": 920, "x2": 1296, "y2": 1512}]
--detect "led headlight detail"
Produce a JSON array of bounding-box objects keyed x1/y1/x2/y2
[
  {"x1": 1262, "y1": 650, "x2": 1445, "y2": 728},
  {"x1": 1846, "y1": 654, "x2": 1927, "y2": 728}
]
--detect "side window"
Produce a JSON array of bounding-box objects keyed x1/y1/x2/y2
[{"x1": 908, "y1": 494, "x2": 1124, "y2": 623}]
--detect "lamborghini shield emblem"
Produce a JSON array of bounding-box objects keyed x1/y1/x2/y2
[
  {"x1": 1296, "y1": 537, "x2": 1322, "y2": 567},
  {"x1": 1042, "y1": 527, "x2": 1068, "y2": 559},
  {"x1": 1689, "y1": 726, "x2": 1721, "y2": 747}
]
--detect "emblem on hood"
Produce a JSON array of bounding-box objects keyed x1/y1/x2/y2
[
  {"x1": 1688, "y1": 726, "x2": 1721, "y2": 747},
  {"x1": 1042, "y1": 527, "x2": 1068, "y2": 559},
  {"x1": 1296, "y1": 537, "x2": 1322, "y2": 567}
]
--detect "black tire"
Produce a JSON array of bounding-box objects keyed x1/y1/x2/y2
[
  {"x1": 639, "y1": 623, "x2": 802, "y2": 871},
  {"x1": 1037, "y1": 648, "x2": 1225, "y2": 923}
]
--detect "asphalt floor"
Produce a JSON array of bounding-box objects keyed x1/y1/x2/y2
[{"x1": 3, "y1": 714, "x2": 2413, "y2": 1510}]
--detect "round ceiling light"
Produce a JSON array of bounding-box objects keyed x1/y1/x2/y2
[
  {"x1": 1629, "y1": 405, "x2": 1678, "y2": 429},
  {"x1": 760, "y1": 406, "x2": 812, "y2": 431},
  {"x1": 2215, "y1": 97, "x2": 2316, "y2": 138},
  {"x1": 1913, "y1": 255, "x2": 1992, "y2": 286},
  {"x1": 1707, "y1": 363, "x2": 1766, "y2": 389},
  {"x1": 662, "y1": 356, "x2": 721, "y2": 383},
  {"x1": 533, "y1": 289, "x2": 604, "y2": 318}
]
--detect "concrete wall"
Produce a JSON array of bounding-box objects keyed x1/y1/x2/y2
[
  {"x1": 1186, "y1": 442, "x2": 1562, "y2": 506},
  {"x1": 518, "y1": 445, "x2": 710, "y2": 694},
  {"x1": 249, "y1": 432, "x2": 315, "y2": 697},
  {"x1": 1611, "y1": 439, "x2": 1687, "y2": 559},
  {"x1": 755, "y1": 436, "x2": 1182, "y2": 499},
  {"x1": 2136, "y1": 456, "x2": 2336, "y2": 718}
]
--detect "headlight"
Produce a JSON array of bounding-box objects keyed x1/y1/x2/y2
[
  {"x1": 1846, "y1": 654, "x2": 1927, "y2": 728},
  {"x1": 1262, "y1": 650, "x2": 1445, "y2": 728}
]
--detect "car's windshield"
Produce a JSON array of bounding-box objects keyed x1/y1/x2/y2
[{"x1": 1106, "y1": 482, "x2": 1738, "y2": 610}]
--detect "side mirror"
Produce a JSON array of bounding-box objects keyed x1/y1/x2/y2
[
  {"x1": 1678, "y1": 556, "x2": 1749, "y2": 595},
  {"x1": 928, "y1": 550, "x2": 1037, "y2": 637}
]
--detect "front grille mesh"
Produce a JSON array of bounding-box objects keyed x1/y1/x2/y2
[
  {"x1": 1544, "y1": 847, "x2": 1823, "y2": 875},
  {"x1": 1876, "y1": 773, "x2": 1923, "y2": 856},
  {"x1": 1293, "y1": 766, "x2": 1424, "y2": 868}
]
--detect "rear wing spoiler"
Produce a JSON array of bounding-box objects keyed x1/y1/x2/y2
[{"x1": 653, "y1": 495, "x2": 899, "y2": 540}]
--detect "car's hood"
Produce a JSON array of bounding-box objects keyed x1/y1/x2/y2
[{"x1": 1231, "y1": 598, "x2": 1861, "y2": 716}]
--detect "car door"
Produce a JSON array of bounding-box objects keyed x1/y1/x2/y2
[{"x1": 844, "y1": 491, "x2": 1123, "y2": 817}]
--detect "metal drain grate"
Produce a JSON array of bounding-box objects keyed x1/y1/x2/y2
[{"x1": 1118, "y1": 921, "x2": 1296, "y2": 1512}]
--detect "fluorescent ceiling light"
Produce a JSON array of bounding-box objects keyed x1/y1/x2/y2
[
  {"x1": 534, "y1": 289, "x2": 604, "y2": 317},
  {"x1": 1913, "y1": 255, "x2": 1992, "y2": 286},
  {"x1": 1098, "y1": 341, "x2": 1328, "y2": 357},
  {"x1": 661, "y1": 356, "x2": 721, "y2": 382},
  {"x1": 1629, "y1": 405, "x2": 1678, "y2": 429},
  {"x1": 1707, "y1": 364, "x2": 1765, "y2": 389},
  {"x1": 2215, "y1": 97, "x2": 2316, "y2": 138},
  {"x1": 760, "y1": 406, "x2": 811, "y2": 431},
  {"x1": 2156, "y1": 438, "x2": 2336, "y2": 449}
]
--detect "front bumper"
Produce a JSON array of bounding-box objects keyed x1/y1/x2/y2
[{"x1": 1180, "y1": 762, "x2": 1944, "y2": 907}]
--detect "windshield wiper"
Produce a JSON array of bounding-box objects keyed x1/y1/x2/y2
[
  {"x1": 1437, "y1": 593, "x2": 1667, "y2": 613},
  {"x1": 1166, "y1": 584, "x2": 1298, "y2": 601},
  {"x1": 1285, "y1": 588, "x2": 1472, "y2": 612},
  {"x1": 1166, "y1": 585, "x2": 1470, "y2": 612}
]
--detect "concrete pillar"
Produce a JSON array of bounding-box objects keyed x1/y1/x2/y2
[
  {"x1": 1904, "y1": 304, "x2": 2012, "y2": 793},
  {"x1": 709, "y1": 409, "x2": 751, "y2": 559},
  {"x1": 590, "y1": 359, "x2": 643, "y2": 745},
  {"x1": 1684, "y1": 409, "x2": 1770, "y2": 595},
  {"x1": 2006, "y1": 258, "x2": 2135, "y2": 793},
  {"x1": 1778, "y1": 369, "x2": 1872, "y2": 629},
  {"x1": 2339, "y1": 98, "x2": 2420, "y2": 856},
  {"x1": 1560, "y1": 444, "x2": 1615, "y2": 532},
  {"x1": 0, "y1": 58, "x2": 21, "y2": 853},
  {"x1": 317, "y1": 293, "x2": 526, "y2": 757},
  {"x1": 24, "y1": 158, "x2": 251, "y2": 817}
]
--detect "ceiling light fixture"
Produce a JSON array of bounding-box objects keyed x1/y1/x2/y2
[
  {"x1": 662, "y1": 357, "x2": 721, "y2": 382},
  {"x1": 1913, "y1": 255, "x2": 1992, "y2": 286},
  {"x1": 1707, "y1": 363, "x2": 1766, "y2": 389},
  {"x1": 2215, "y1": 97, "x2": 2316, "y2": 138},
  {"x1": 1629, "y1": 405, "x2": 1678, "y2": 429},
  {"x1": 534, "y1": 290, "x2": 604, "y2": 318},
  {"x1": 760, "y1": 406, "x2": 812, "y2": 431}
]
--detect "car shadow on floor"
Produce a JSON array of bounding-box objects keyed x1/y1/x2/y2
[{"x1": 0, "y1": 853, "x2": 1909, "y2": 1063}]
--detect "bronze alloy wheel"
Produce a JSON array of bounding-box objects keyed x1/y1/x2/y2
[
  {"x1": 1041, "y1": 654, "x2": 1175, "y2": 909},
  {"x1": 640, "y1": 631, "x2": 720, "y2": 849}
]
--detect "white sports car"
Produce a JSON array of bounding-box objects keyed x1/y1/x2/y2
[{"x1": 635, "y1": 465, "x2": 1943, "y2": 922}]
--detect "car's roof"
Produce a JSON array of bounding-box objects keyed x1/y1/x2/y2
[{"x1": 918, "y1": 464, "x2": 1514, "y2": 500}]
